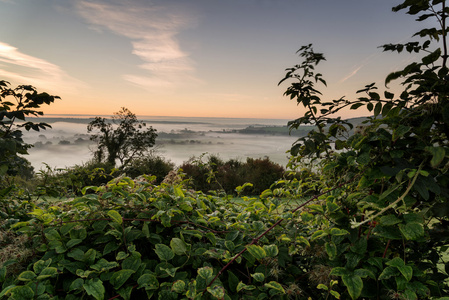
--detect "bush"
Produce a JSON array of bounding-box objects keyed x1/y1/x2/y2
[
  {"x1": 180, "y1": 155, "x2": 285, "y2": 195},
  {"x1": 121, "y1": 155, "x2": 175, "y2": 184}
]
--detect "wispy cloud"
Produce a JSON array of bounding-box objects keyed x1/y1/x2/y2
[
  {"x1": 0, "y1": 42, "x2": 86, "y2": 93},
  {"x1": 339, "y1": 53, "x2": 378, "y2": 83},
  {"x1": 75, "y1": 0, "x2": 201, "y2": 89}
]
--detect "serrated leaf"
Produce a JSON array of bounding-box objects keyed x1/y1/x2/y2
[
  {"x1": 9, "y1": 285, "x2": 35, "y2": 299},
  {"x1": 107, "y1": 210, "x2": 122, "y2": 225},
  {"x1": 398, "y1": 265, "x2": 413, "y2": 281},
  {"x1": 155, "y1": 244, "x2": 174, "y2": 261},
  {"x1": 380, "y1": 215, "x2": 401, "y2": 226},
  {"x1": 83, "y1": 278, "x2": 105, "y2": 300},
  {"x1": 44, "y1": 229, "x2": 61, "y2": 241},
  {"x1": 122, "y1": 251, "x2": 141, "y2": 271},
  {"x1": 110, "y1": 269, "x2": 135, "y2": 289},
  {"x1": 69, "y1": 278, "x2": 84, "y2": 292}
]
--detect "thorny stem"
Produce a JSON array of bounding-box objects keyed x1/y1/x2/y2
[{"x1": 205, "y1": 175, "x2": 358, "y2": 291}]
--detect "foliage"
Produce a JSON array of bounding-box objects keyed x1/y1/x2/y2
[
  {"x1": 276, "y1": 0, "x2": 449, "y2": 298},
  {"x1": 0, "y1": 80, "x2": 59, "y2": 190},
  {"x1": 180, "y1": 154, "x2": 285, "y2": 195},
  {"x1": 121, "y1": 155, "x2": 175, "y2": 185},
  {"x1": 87, "y1": 107, "x2": 157, "y2": 167},
  {"x1": 0, "y1": 175, "x2": 310, "y2": 300}
]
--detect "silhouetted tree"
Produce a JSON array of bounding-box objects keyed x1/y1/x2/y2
[{"x1": 87, "y1": 107, "x2": 157, "y2": 167}]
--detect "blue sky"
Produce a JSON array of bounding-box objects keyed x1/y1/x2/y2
[{"x1": 0, "y1": 0, "x2": 428, "y2": 118}]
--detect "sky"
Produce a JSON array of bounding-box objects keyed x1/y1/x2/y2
[{"x1": 0, "y1": 0, "x2": 431, "y2": 119}]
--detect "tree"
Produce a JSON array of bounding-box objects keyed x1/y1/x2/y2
[
  {"x1": 87, "y1": 107, "x2": 157, "y2": 167},
  {"x1": 0, "y1": 80, "x2": 59, "y2": 186},
  {"x1": 277, "y1": 0, "x2": 449, "y2": 298}
]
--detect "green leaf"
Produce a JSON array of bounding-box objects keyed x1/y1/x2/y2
[
  {"x1": 155, "y1": 244, "x2": 174, "y2": 261},
  {"x1": 69, "y1": 278, "x2": 84, "y2": 292},
  {"x1": 342, "y1": 274, "x2": 363, "y2": 300},
  {"x1": 83, "y1": 278, "x2": 105, "y2": 300},
  {"x1": 374, "y1": 102, "x2": 382, "y2": 117},
  {"x1": 325, "y1": 242, "x2": 337, "y2": 260},
  {"x1": 198, "y1": 266, "x2": 214, "y2": 280},
  {"x1": 264, "y1": 281, "x2": 285, "y2": 294},
  {"x1": 399, "y1": 222, "x2": 424, "y2": 240},
  {"x1": 398, "y1": 265, "x2": 413, "y2": 282},
  {"x1": 247, "y1": 245, "x2": 266, "y2": 260},
  {"x1": 330, "y1": 267, "x2": 350, "y2": 277},
  {"x1": 236, "y1": 281, "x2": 256, "y2": 292},
  {"x1": 386, "y1": 257, "x2": 405, "y2": 267},
  {"x1": 90, "y1": 258, "x2": 119, "y2": 272},
  {"x1": 251, "y1": 272, "x2": 265, "y2": 282},
  {"x1": 170, "y1": 238, "x2": 188, "y2": 255},
  {"x1": 227, "y1": 271, "x2": 239, "y2": 292},
  {"x1": 67, "y1": 239, "x2": 83, "y2": 249},
  {"x1": 44, "y1": 229, "x2": 61, "y2": 241},
  {"x1": 137, "y1": 274, "x2": 159, "y2": 290},
  {"x1": 0, "y1": 266, "x2": 6, "y2": 282},
  {"x1": 108, "y1": 210, "x2": 123, "y2": 225},
  {"x1": 207, "y1": 285, "x2": 225, "y2": 299},
  {"x1": 426, "y1": 146, "x2": 446, "y2": 167},
  {"x1": 263, "y1": 244, "x2": 279, "y2": 257},
  {"x1": 36, "y1": 267, "x2": 58, "y2": 280},
  {"x1": 330, "y1": 228, "x2": 349, "y2": 236},
  {"x1": 116, "y1": 251, "x2": 129, "y2": 260},
  {"x1": 17, "y1": 271, "x2": 36, "y2": 281},
  {"x1": 380, "y1": 215, "x2": 401, "y2": 226},
  {"x1": 10, "y1": 286, "x2": 35, "y2": 299},
  {"x1": 311, "y1": 230, "x2": 328, "y2": 240},
  {"x1": 172, "y1": 280, "x2": 186, "y2": 293},
  {"x1": 110, "y1": 269, "x2": 135, "y2": 289},
  {"x1": 378, "y1": 266, "x2": 400, "y2": 280},
  {"x1": 122, "y1": 251, "x2": 142, "y2": 271}
]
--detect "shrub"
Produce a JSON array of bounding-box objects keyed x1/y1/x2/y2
[{"x1": 121, "y1": 155, "x2": 175, "y2": 184}]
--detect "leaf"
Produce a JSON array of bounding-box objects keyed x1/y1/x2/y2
[
  {"x1": 137, "y1": 274, "x2": 159, "y2": 290},
  {"x1": 426, "y1": 146, "x2": 446, "y2": 167},
  {"x1": 69, "y1": 278, "x2": 84, "y2": 292},
  {"x1": 227, "y1": 271, "x2": 239, "y2": 292},
  {"x1": 170, "y1": 238, "x2": 188, "y2": 255},
  {"x1": 172, "y1": 280, "x2": 186, "y2": 293},
  {"x1": 108, "y1": 210, "x2": 123, "y2": 225},
  {"x1": 110, "y1": 269, "x2": 135, "y2": 289},
  {"x1": 398, "y1": 265, "x2": 413, "y2": 282},
  {"x1": 17, "y1": 271, "x2": 36, "y2": 281},
  {"x1": 251, "y1": 272, "x2": 265, "y2": 282},
  {"x1": 399, "y1": 222, "x2": 424, "y2": 240},
  {"x1": 247, "y1": 245, "x2": 266, "y2": 260},
  {"x1": 198, "y1": 266, "x2": 214, "y2": 280},
  {"x1": 155, "y1": 244, "x2": 174, "y2": 261},
  {"x1": 36, "y1": 267, "x2": 58, "y2": 280},
  {"x1": 342, "y1": 274, "x2": 363, "y2": 300},
  {"x1": 263, "y1": 244, "x2": 279, "y2": 257},
  {"x1": 9, "y1": 286, "x2": 35, "y2": 299},
  {"x1": 264, "y1": 281, "x2": 285, "y2": 294},
  {"x1": 83, "y1": 278, "x2": 105, "y2": 300},
  {"x1": 378, "y1": 266, "x2": 400, "y2": 280},
  {"x1": 44, "y1": 229, "x2": 61, "y2": 241},
  {"x1": 122, "y1": 252, "x2": 141, "y2": 272},
  {"x1": 236, "y1": 281, "x2": 256, "y2": 292},
  {"x1": 325, "y1": 242, "x2": 337, "y2": 260},
  {"x1": 207, "y1": 285, "x2": 225, "y2": 299},
  {"x1": 380, "y1": 215, "x2": 401, "y2": 226},
  {"x1": 386, "y1": 257, "x2": 405, "y2": 267}
]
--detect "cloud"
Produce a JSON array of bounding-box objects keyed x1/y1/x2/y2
[
  {"x1": 339, "y1": 53, "x2": 378, "y2": 83},
  {"x1": 75, "y1": 0, "x2": 201, "y2": 89},
  {"x1": 0, "y1": 42, "x2": 86, "y2": 94}
]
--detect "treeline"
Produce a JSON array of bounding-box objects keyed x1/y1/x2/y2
[{"x1": 29, "y1": 154, "x2": 286, "y2": 198}]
